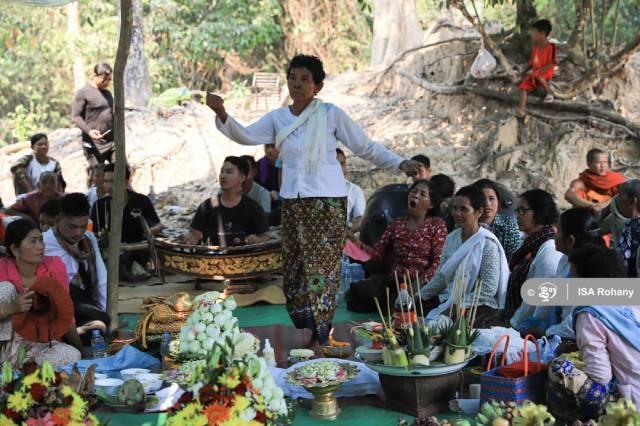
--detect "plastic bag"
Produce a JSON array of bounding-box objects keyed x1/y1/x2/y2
[
  {"x1": 534, "y1": 335, "x2": 562, "y2": 363},
  {"x1": 470, "y1": 47, "x2": 497, "y2": 79},
  {"x1": 471, "y1": 327, "x2": 535, "y2": 365}
]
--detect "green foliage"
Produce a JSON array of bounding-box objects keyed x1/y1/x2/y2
[{"x1": 146, "y1": 0, "x2": 283, "y2": 93}]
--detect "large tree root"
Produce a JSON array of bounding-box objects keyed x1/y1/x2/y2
[{"x1": 396, "y1": 68, "x2": 640, "y2": 139}]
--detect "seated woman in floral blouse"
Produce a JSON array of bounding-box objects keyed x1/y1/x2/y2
[
  {"x1": 346, "y1": 180, "x2": 447, "y2": 313},
  {"x1": 473, "y1": 179, "x2": 522, "y2": 262},
  {"x1": 420, "y1": 185, "x2": 510, "y2": 328}
]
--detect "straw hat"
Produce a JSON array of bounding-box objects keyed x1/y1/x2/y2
[{"x1": 12, "y1": 277, "x2": 74, "y2": 342}]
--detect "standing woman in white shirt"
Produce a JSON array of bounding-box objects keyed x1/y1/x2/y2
[{"x1": 207, "y1": 55, "x2": 420, "y2": 345}]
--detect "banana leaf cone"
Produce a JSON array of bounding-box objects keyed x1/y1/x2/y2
[{"x1": 445, "y1": 316, "x2": 469, "y2": 364}]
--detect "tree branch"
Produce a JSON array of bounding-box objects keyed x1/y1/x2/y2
[
  {"x1": 452, "y1": 0, "x2": 518, "y2": 83},
  {"x1": 396, "y1": 68, "x2": 640, "y2": 139},
  {"x1": 552, "y1": 32, "x2": 640, "y2": 99}
]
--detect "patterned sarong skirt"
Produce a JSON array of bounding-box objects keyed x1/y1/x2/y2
[{"x1": 281, "y1": 197, "x2": 346, "y2": 343}]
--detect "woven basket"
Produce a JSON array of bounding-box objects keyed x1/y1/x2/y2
[{"x1": 135, "y1": 293, "x2": 195, "y2": 349}]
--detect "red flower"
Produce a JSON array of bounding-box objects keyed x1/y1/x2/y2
[
  {"x1": 21, "y1": 362, "x2": 38, "y2": 376},
  {"x1": 54, "y1": 372, "x2": 62, "y2": 386},
  {"x1": 30, "y1": 383, "x2": 47, "y2": 402},
  {"x1": 62, "y1": 395, "x2": 74, "y2": 407},
  {"x1": 51, "y1": 407, "x2": 72, "y2": 425},
  {"x1": 255, "y1": 411, "x2": 267, "y2": 423},
  {"x1": 4, "y1": 408, "x2": 21, "y2": 422},
  {"x1": 177, "y1": 391, "x2": 193, "y2": 405},
  {"x1": 3, "y1": 382, "x2": 15, "y2": 393},
  {"x1": 198, "y1": 384, "x2": 216, "y2": 405}
]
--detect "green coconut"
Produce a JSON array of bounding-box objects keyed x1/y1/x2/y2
[{"x1": 117, "y1": 379, "x2": 146, "y2": 406}]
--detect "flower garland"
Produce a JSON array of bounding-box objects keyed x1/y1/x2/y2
[{"x1": 0, "y1": 361, "x2": 99, "y2": 426}]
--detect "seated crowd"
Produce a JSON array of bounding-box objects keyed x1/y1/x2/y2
[{"x1": 0, "y1": 136, "x2": 638, "y2": 416}]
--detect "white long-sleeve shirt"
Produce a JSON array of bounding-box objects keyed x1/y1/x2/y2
[
  {"x1": 216, "y1": 103, "x2": 404, "y2": 199},
  {"x1": 43, "y1": 229, "x2": 107, "y2": 311}
]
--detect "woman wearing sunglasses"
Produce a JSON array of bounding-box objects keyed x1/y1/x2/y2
[{"x1": 506, "y1": 189, "x2": 563, "y2": 327}]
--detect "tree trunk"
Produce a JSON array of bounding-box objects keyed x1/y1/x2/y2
[
  {"x1": 108, "y1": 0, "x2": 133, "y2": 332},
  {"x1": 515, "y1": 0, "x2": 537, "y2": 34},
  {"x1": 567, "y1": 0, "x2": 587, "y2": 65},
  {"x1": 66, "y1": 1, "x2": 85, "y2": 92},
  {"x1": 123, "y1": 0, "x2": 151, "y2": 108},
  {"x1": 370, "y1": 0, "x2": 423, "y2": 67}
]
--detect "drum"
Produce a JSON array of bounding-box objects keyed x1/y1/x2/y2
[
  {"x1": 154, "y1": 237, "x2": 282, "y2": 281},
  {"x1": 360, "y1": 184, "x2": 409, "y2": 246}
]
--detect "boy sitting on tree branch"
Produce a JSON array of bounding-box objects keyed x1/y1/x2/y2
[{"x1": 517, "y1": 19, "x2": 557, "y2": 119}]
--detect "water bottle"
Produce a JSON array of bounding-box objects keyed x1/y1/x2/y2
[
  {"x1": 263, "y1": 339, "x2": 276, "y2": 368},
  {"x1": 91, "y1": 330, "x2": 107, "y2": 359},
  {"x1": 160, "y1": 333, "x2": 171, "y2": 370},
  {"x1": 393, "y1": 283, "x2": 417, "y2": 331}
]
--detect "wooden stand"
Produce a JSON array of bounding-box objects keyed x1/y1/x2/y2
[{"x1": 379, "y1": 371, "x2": 461, "y2": 417}]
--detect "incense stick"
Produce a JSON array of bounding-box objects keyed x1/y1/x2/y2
[
  {"x1": 470, "y1": 279, "x2": 483, "y2": 330},
  {"x1": 415, "y1": 271, "x2": 426, "y2": 321},
  {"x1": 373, "y1": 297, "x2": 389, "y2": 330},
  {"x1": 386, "y1": 287, "x2": 392, "y2": 327}
]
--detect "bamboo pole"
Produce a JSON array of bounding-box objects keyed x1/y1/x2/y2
[{"x1": 107, "y1": 0, "x2": 133, "y2": 332}]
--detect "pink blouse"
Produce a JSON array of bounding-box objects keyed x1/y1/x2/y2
[
  {"x1": 576, "y1": 309, "x2": 640, "y2": 407},
  {"x1": 0, "y1": 256, "x2": 69, "y2": 294}
]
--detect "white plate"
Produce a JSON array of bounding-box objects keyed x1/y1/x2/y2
[
  {"x1": 355, "y1": 346, "x2": 383, "y2": 363},
  {"x1": 121, "y1": 368, "x2": 150, "y2": 381}
]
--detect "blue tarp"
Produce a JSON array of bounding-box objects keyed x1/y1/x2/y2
[{"x1": 60, "y1": 345, "x2": 161, "y2": 375}]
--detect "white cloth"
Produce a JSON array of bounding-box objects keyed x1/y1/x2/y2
[
  {"x1": 43, "y1": 229, "x2": 107, "y2": 311},
  {"x1": 26, "y1": 158, "x2": 57, "y2": 188},
  {"x1": 216, "y1": 102, "x2": 404, "y2": 199},
  {"x1": 422, "y1": 227, "x2": 510, "y2": 320},
  {"x1": 275, "y1": 99, "x2": 327, "y2": 176},
  {"x1": 346, "y1": 180, "x2": 366, "y2": 224},
  {"x1": 510, "y1": 239, "x2": 564, "y2": 329}
]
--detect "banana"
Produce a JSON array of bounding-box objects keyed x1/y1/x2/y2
[{"x1": 476, "y1": 413, "x2": 489, "y2": 425}]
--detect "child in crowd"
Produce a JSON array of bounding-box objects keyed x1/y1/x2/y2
[{"x1": 517, "y1": 19, "x2": 556, "y2": 118}]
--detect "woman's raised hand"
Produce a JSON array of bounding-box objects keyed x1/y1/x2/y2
[{"x1": 206, "y1": 93, "x2": 228, "y2": 122}]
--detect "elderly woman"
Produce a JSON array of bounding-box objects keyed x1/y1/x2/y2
[
  {"x1": 346, "y1": 180, "x2": 447, "y2": 313},
  {"x1": 207, "y1": 54, "x2": 420, "y2": 345},
  {"x1": 473, "y1": 179, "x2": 522, "y2": 262},
  {"x1": 0, "y1": 220, "x2": 82, "y2": 366},
  {"x1": 7, "y1": 172, "x2": 63, "y2": 223},
  {"x1": 10, "y1": 133, "x2": 64, "y2": 196},
  {"x1": 547, "y1": 245, "x2": 639, "y2": 421},
  {"x1": 419, "y1": 186, "x2": 509, "y2": 327},
  {"x1": 615, "y1": 179, "x2": 640, "y2": 277},
  {"x1": 506, "y1": 189, "x2": 563, "y2": 327}
]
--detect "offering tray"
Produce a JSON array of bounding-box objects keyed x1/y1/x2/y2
[{"x1": 357, "y1": 353, "x2": 476, "y2": 377}]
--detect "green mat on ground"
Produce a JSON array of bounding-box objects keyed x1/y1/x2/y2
[
  {"x1": 117, "y1": 300, "x2": 375, "y2": 333},
  {"x1": 96, "y1": 408, "x2": 471, "y2": 425}
]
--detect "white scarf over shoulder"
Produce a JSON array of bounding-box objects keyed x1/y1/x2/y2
[
  {"x1": 275, "y1": 99, "x2": 327, "y2": 176},
  {"x1": 426, "y1": 227, "x2": 510, "y2": 320}
]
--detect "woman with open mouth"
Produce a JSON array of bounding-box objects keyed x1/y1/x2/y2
[{"x1": 345, "y1": 180, "x2": 447, "y2": 314}]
